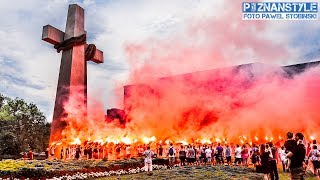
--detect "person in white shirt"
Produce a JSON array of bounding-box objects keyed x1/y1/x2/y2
[
  {"x1": 234, "y1": 145, "x2": 242, "y2": 165},
  {"x1": 308, "y1": 144, "x2": 320, "y2": 176},
  {"x1": 125, "y1": 145, "x2": 131, "y2": 159},
  {"x1": 205, "y1": 147, "x2": 213, "y2": 164},
  {"x1": 144, "y1": 146, "x2": 154, "y2": 173},
  {"x1": 279, "y1": 146, "x2": 288, "y2": 172}
]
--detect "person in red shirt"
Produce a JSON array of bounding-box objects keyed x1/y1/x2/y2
[
  {"x1": 27, "y1": 150, "x2": 34, "y2": 160},
  {"x1": 23, "y1": 152, "x2": 28, "y2": 159}
]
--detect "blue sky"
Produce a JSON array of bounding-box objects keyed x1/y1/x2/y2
[{"x1": 0, "y1": 0, "x2": 319, "y2": 121}]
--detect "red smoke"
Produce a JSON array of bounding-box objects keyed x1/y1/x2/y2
[
  {"x1": 122, "y1": 64, "x2": 320, "y2": 144},
  {"x1": 50, "y1": 0, "x2": 319, "y2": 147},
  {"x1": 118, "y1": 0, "x2": 318, "y2": 143}
]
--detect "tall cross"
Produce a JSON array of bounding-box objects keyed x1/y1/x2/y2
[{"x1": 42, "y1": 4, "x2": 103, "y2": 143}]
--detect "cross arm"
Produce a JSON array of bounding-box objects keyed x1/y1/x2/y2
[
  {"x1": 86, "y1": 45, "x2": 104, "y2": 64},
  {"x1": 42, "y1": 25, "x2": 64, "y2": 45},
  {"x1": 92, "y1": 48, "x2": 103, "y2": 64},
  {"x1": 42, "y1": 25, "x2": 103, "y2": 64}
]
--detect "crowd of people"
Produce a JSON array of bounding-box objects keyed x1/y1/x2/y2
[
  {"x1": 48, "y1": 143, "x2": 157, "y2": 161},
  {"x1": 47, "y1": 132, "x2": 319, "y2": 179},
  {"x1": 142, "y1": 132, "x2": 319, "y2": 180}
]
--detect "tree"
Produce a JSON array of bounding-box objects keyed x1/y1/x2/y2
[{"x1": 0, "y1": 94, "x2": 51, "y2": 157}]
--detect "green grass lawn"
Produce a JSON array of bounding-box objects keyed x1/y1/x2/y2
[
  {"x1": 104, "y1": 165, "x2": 264, "y2": 180},
  {"x1": 0, "y1": 159, "x2": 318, "y2": 179},
  {"x1": 101, "y1": 165, "x2": 318, "y2": 180}
]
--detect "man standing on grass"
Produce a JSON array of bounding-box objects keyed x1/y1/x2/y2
[
  {"x1": 235, "y1": 144, "x2": 242, "y2": 165},
  {"x1": 268, "y1": 142, "x2": 279, "y2": 180},
  {"x1": 205, "y1": 146, "x2": 212, "y2": 164},
  {"x1": 179, "y1": 145, "x2": 187, "y2": 166},
  {"x1": 158, "y1": 145, "x2": 163, "y2": 157},
  {"x1": 144, "y1": 146, "x2": 154, "y2": 174},
  {"x1": 168, "y1": 143, "x2": 176, "y2": 169},
  {"x1": 225, "y1": 145, "x2": 232, "y2": 165},
  {"x1": 286, "y1": 132, "x2": 306, "y2": 180},
  {"x1": 216, "y1": 143, "x2": 224, "y2": 165}
]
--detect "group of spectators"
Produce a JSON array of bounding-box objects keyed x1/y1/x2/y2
[
  {"x1": 261, "y1": 132, "x2": 319, "y2": 180},
  {"x1": 46, "y1": 132, "x2": 319, "y2": 179},
  {"x1": 142, "y1": 132, "x2": 319, "y2": 180}
]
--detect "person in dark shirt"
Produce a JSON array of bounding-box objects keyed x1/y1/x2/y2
[
  {"x1": 158, "y1": 145, "x2": 163, "y2": 157},
  {"x1": 75, "y1": 146, "x2": 81, "y2": 159},
  {"x1": 251, "y1": 144, "x2": 260, "y2": 166},
  {"x1": 66, "y1": 147, "x2": 70, "y2": 159},
  {"x1": 60, "y1": 147, "x2": 64, "y2": 160},
  {"x1": 216, "y1": 143, "x2": 224, "y2": 165},
  {"x1": 260, "y1": 144, "x2": 271, "y2": 179},
  {"x1": 88, "y1": 146, "x2": 93, "y2": 159},
  {"x1": 45, "y1": 148, "x2": 49, "y2": 159},
  {"x1": 284, "y1": 132, "x2": 296, "y2": 170},
  {"x1": 268, "y1": 142, "x2": 279, "y2": 180},
  {"x1": 286, "y1": 132, "x2": 306, "y2": 180},
  {"x1": 284, "y1": 132, "x2": 296, "y2": 152},
  {"x1": 179, "y1": 145, "x2": 187, "y2": 166}
]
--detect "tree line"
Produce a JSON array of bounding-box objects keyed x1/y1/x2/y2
[{"x1": 0, "y1": 94, "x2": 50, "y2": 158}]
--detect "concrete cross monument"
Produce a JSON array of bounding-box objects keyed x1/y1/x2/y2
[{"x1": 42, "y1": 4, "x2": 103, "y2": 143}]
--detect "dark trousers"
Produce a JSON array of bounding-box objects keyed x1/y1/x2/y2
[
  {"x1": 217, "y1": 156, "x2": 224, "y2": 164},
  {"x1": 282, "y1": 160, "x2": 288, "y2": 172},
  {"x1": 235, "y1": 158, "x2": 242, "y2": 165},
  {"x1": 226, "y1": 156, "x2": 231, "y2": 163},
  {"x1": 180, "y1": 157, "x2": 186, "y2": 166},
  {"x1": 270, "y1": 159, "x2": 279, "y2": 180}
]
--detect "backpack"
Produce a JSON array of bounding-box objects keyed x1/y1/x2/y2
[{"x1": 169, "y1": 147, "x2": 174, "y2": 156}]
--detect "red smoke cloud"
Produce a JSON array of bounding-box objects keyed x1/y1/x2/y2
[
  {"x1": 118, "y1": 0, "x2": 317, "y2": 143},
  {"x1": 122, "y1": 64, "x2": 320, "y2": 144},
  {"x1": 51, "y1": 0, "x2": 319, "y2": 146}
]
